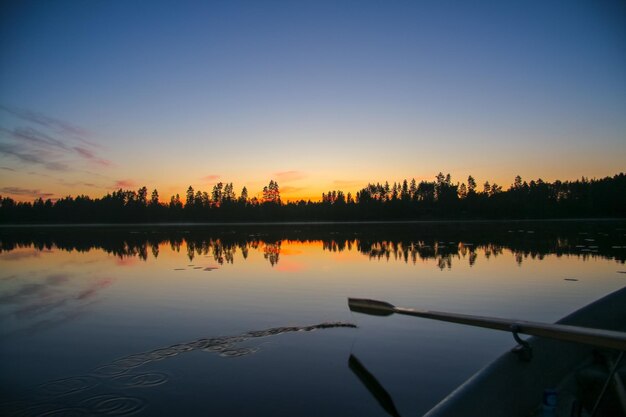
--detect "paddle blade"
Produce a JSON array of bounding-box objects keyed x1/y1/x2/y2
[
  {"x1": 348, "y1": 298, "x2": 395, "y2": 316},
  {"x1": 349, "y1": 355, "x2": 402, "y2": 417}
]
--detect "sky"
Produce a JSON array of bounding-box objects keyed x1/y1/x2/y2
[{"x1": 1, "y1": 0, "x2": 625, "y2": 202}]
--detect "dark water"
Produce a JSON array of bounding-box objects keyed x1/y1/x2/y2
[{"x1": 1, "y1": 221, "x2": 625, "y2": 416}]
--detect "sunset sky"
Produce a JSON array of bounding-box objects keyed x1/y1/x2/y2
[{"x1": 1, "y1": 1, "x2": 625, "y2": 202}]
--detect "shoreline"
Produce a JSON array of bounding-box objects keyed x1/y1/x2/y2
[{"x1": 1, "y1": 218, "x2": 625, "y2": 228}]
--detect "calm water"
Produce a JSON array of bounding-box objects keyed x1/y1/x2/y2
[{"x1": 1, "y1": 221, "x2": 625, "y2": 416}]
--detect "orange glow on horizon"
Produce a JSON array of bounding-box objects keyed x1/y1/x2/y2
[{"x1": 3, "y1": 169, "x2": 624, "y2": 204}]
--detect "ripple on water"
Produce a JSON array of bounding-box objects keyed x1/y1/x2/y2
[
  {"x1": 80, "y1": 394, "x2": 146, "y2": 416},
  {"x1": 38, "y1": 376, "x2": 100, "y2": 397},
  {"x1": 0, "y1": 400, "x2": 39, "y2": 417},
  {"x1": 36, "y1": 407, "x2": 93, "y2": 417},
  {"x1": 92, "y1": 364, "x2": 130, "y2": 377},
  {"x1": 118, "y1": 354, "x2": 154, "y2": 367},
  {"x1": 1, "y1": 402, "x2": 88, "y2": 417},
  {"x1": 112, "y1": 372, "x2": 169, "y2": 388}
]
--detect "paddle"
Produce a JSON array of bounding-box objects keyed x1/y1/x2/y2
[
  {"x1": 348, "y1": 298, "x2": 626, "y2": 351},
  {"x1": 349, "y1": 354, "x2": 402, "y2": 417}
]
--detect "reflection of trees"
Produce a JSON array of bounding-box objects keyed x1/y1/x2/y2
[
  {"x1": 169, "y1": 237, "x2": 183, "y2": 253},
  {"x1": 186, "y1": 239, "x2": 243, "y2": 264},
  {"x1": 262, "y1": 242, "x2": 281, "y2": 266},
  {"x1": 323, "y1": 239, "x2": 350, "y2": 253},
  {"x1": 353, "y1": 240, "x2": 472, "y2": 270},
  {"x1": 1, "y1": 222, "x2": 624, "y2": 268}
]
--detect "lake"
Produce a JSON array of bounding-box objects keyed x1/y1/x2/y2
[{"x1": 1, "y1": 221, "x2": 625, "y2": 416}]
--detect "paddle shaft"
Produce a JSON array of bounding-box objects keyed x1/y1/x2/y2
[{"x1": 348, "y1": 298, "x2": 626, "y2": 351}]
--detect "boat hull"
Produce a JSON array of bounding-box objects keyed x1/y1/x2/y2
[{"x1": 423, "y1": 286, "x2": 626, "y2": 417}]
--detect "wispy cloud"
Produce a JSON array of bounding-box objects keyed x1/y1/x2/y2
[
  {"x1": 0, "y1": 166, "x2": 16, "y2": 171},
  {"x1": 0, "y1": 106, "x2": 110, "y2": 172},
  {"x1": 57, "y1": 179, "x2": 100, "y2": 188},
  {"x1": 0, "y1": 105, "x2": 92, "y2": 141},
  {"x1": 2, "y1": 126, "x2": 68, "y2": 150},
  {"x1": 201, "y1": 174, "x2": 220, "y2": 182},
  {"x1": 0, "y1": 186, "x2": 54, "y2": 199},
  {"x1": 280, "y1": 185, "x2": 305, "y2": 194},
  {"x1": 0, "y1": 142, "x2": 69, "y2": 171},
  {"x1": 274, "y1": 170, "x2": 307, "y2": 182},
  {"x1": 0, "y1": 128, "x2": 110, "y2": 168},
  {"x1": 114, "y1": 179, "x2": 136, "y2": 188},
  {"x1": 27, "y1": 171, "x2": 52, "y2": 177},
  {"x1": 73, "y1": 146, "x2": 111, "y2": 166}
]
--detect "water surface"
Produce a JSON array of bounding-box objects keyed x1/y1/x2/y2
[{"x1": 1, "y1": 221, "x2": 625, "y2": 416}]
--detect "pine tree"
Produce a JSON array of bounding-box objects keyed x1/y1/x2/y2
[
  {"x1": 467, "y1": 176, "x2": 477, "y2": 195},
  {"x1": 186, "y1": 186, "x2": 194, "y2": 207},
  {"x1": 458, "y1": 183, "x2": 467, "y2": 199},
  {"x1": 239, "y1": 186, "x2": 248, "y2": 204},
  {"x1": 212, "y1": 182, "x2": 223, "y2": 205},
  {"x1": 150, "y1": 189, "x2": 159, "y2": 206}
]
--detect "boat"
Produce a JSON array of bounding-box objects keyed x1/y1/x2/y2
[{"x1": 348, "y1": 286, "x2": 626, "y2": 417}]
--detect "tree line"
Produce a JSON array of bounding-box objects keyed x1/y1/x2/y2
[{"x1": 0, "y1": 173, "x2": 624, "y2": 223}]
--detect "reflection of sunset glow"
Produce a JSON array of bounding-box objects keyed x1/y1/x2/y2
[
  {"x1": 276, "y1": 260, "x2": 305, "y2": 273},
  {"x1": 115, "y1": 257, "x2": 140, "y2": 267},
  {"x1": 3, "y1": 227, "x2": 625, "y2": 343},
  {"x1": 3, "y1": 229, "x2": 625, "y2": 272},
  {"x1": 276, "y1": 247, "x2": 303, "y2": 256}
]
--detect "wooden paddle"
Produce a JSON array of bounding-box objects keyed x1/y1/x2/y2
[{"x1": 348, "y1": 298, "x2": 626, "y2": 351}]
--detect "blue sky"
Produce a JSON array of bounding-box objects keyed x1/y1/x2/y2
[{"x1": 1, "y1": 0, "x2": 624, "y2": 201}]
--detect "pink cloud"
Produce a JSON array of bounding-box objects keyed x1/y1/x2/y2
[
  {"x1": 274, "y1": 170, "x2": 306, "y2": 182},
  {"x1": 280, "y1": 185, "x2": 305, "y2": 194},
  {"x1": 201, "y1": 174, "x2": 220, "y2": 182},
  {"x1": 114, "y1": 179, "x2": 136, "y2": 188}
]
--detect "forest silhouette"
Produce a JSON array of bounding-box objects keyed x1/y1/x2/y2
[{"x1": 1, "y1": 173, "x2": 624, "y2": 223}]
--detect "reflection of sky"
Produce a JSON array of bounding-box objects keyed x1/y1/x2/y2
[
  {"x1": 1, "y1": 238, "x2": 623, "y2": 337},
  {"x1": 0, "y1": 249, "x2": 114, "y2": 336},
  {"x1": 1, "y1": 238, "x2": 625, "y2": 414},
  {"x1": 1, "y1": 1, "x2": 625, "y2": 202}
]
